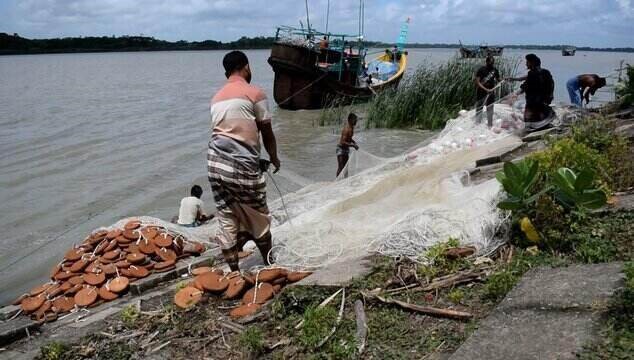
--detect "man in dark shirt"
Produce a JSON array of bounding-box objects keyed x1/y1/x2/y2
[
  {"x1": 474, "y1": 55, "x2": 500, "y2": 127},
  {"x1": 507, "y1": 54, "x2": 555, "y2": 131}
]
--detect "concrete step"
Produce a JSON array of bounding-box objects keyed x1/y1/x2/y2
[{"x1": 449, "y1": 262, "x2": 624, "y2": 360}]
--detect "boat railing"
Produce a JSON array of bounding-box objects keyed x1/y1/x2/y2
[{"x1": 274, "y1": 26, "x2": 367, "y2": 82}]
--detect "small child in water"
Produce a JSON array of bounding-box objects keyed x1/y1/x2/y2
[
  {"x1": 336, "y1": 113, "x2": 359, "y2": 178},
  {"x1": 177, "y1": 185, "x2": 212, "y2": 227}
]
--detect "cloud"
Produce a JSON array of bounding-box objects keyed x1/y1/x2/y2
[{"x1": 0, "y1": 0, "x2": 632, "y2": 47}]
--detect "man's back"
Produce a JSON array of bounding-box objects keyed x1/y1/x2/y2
[
  {"x1": 178, "y1": 196, "x2": 202, "y2": 225},
  {"x1": 210, "y1": 75, "x2": 271, "y2": 153}
]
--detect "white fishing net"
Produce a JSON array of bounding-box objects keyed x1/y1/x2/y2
[{"x1": 265, "y1": 100, "x2": 536, "y2": 269}]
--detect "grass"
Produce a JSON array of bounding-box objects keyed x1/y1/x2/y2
[
  {"x1": 38, "y1": 342, "x2": 69, "y2": 360},
  {"x1": 238, "y1": 327, "x2": 265, "y2": 355},
  {"x1": 119, "y1": 304, "x2": 139, "y2": 328},
  {"x1": 366, "y1": 57, "x2": 520, "y2": 129}
]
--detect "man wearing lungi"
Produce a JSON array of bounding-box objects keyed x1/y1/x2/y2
[{"x1": 208, "y1": 51, "x2": 281, "y2": 271}]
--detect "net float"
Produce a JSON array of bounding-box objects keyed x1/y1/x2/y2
[
  {"x1": 153, "y1": 233, "x2": 173, "y2": 248},
  {"x1": 98, "y1": 285, "x2": 119, "y2": 301},
  {"x1": 102, "y1": 249, "x2": 121, "y2": 261},
  {"x1": 156, "y1": 247, "x2": 177, "y2": 262},
  {"x1": 74, "y1": 287, "x2": 98, "y2": 307},
  {"x1": 29, "y1": 282, "x2": 56, "y2": 296},
  {"x1": 126, "y1": 252, "x2": 146, "y2": 264},
  {"x1": 230, "y1": 303, "x2": 261, "y2": 319},
  {"x1": 222, "y1": 275, "x2": 248, "y2": 300},
  {"x1": 109, "y1": 276, "x2": 129, "y2": 293},
  {"x1": 197, "y1": 272, "x2": 229, "y2": 293},
  {"x1": 174, "y1": 286, "x2": 203, "y2": 309},
  {"x1": 286, "y1": 271, "x2": 313, "y2": 283},
  {"x1": 64, "y1": 248, "x2": 84, "y2": 261},
  {"x1": 124, "y1": 220, "x2": 141, "y2": 230},
  {"x1": 21, "y1": 294, "x2": 46, "y2": 313},
  {"x1": 52, "y1": 296, "x2": 75, "y2": 313},
  {"x1": 84, "y1": 272, "x2": 106, "y2": 286},
  {"x1": 69, "y1": 259, "x2": 90, "y2": 273},
  {"x1": 106, "y1": 228, "x2": 122, "y2": 240},
  {"x1": 122, "y1": 229, "x2": 140, "y2": 241},
  {"x1": 242, "y1": 283, "x2": 274, "y2": 305}
]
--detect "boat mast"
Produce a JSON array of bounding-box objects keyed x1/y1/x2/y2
[
  {"x1": 325, "y1": 0, "x2": 330, "y2": 34},
  {"x1": 305, "y1": 0, "x2": 311, "y2": 34}
]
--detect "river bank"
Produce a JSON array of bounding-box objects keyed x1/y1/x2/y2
[{"x1": 2, "y1": 99, "x2": 633, "y2": 359}]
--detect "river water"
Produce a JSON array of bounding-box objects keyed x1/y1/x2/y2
[{"x1": 0, "y1": 48, "x2": 631, "y2": 304}]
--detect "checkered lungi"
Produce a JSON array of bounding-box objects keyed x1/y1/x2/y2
[{"x1": 207, "y1": 145, "x2": 270, "y2": 250}]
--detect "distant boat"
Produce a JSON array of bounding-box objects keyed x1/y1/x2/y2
[
  {"x1": 562, "y1": 46, "x2": 576, "y2": 56},
  {"x1": 459, "y1": 41, "x2": 504, "y2": 58}
]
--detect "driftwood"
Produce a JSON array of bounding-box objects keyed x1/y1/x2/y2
[
  {"x1": 363, "y1": 292, "x2": 473, "y2": 321},
  {"x1": 354, "y1": 300, "x2": 368, "y2": 354},
  {"x1": 386, "y1": 267, "x2": 490, "y2": 296},
  {"x1": 220, "y1": 320, "x2": 245, "y2": 334},
  {"x1": 317, "y1": 288, "x2": 346, "y2": 348}
]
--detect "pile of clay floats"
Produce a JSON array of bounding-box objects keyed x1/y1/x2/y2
[
  {"x1": 174, "y1": 267, "x2": 312, "y2": 319},
  {"x1": 14, "y1": 219, "x2": 206, "y2": 324}
]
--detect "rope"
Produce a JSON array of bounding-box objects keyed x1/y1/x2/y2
[{"x1": 277, "y1": 72, "x2": 329, "y2": 107}]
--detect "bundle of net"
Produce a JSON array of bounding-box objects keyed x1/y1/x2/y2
[{"x1": 268, "y1": 101, "x2": 525, "y2": 270}]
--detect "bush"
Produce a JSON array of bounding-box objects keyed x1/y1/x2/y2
[
  {"x1": 616, "y1": 64, "x2": 633, "y2": 107},
  {"x1": 366, "y1": 57, "x2": 519, "y2": 129},
  {"x1": 39, "y1": 342, "x2": 70, "y2": 360},
  {"x1": 529, "y1": 138, "x2": 611, "y2": 192},
  {"x1": 484, "y1": 270, "x2": 518, "y2": 301}
]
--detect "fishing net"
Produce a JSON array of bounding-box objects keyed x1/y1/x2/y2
[{"x1": 266, "y1": 98, "x2": 551, "y2": 269}]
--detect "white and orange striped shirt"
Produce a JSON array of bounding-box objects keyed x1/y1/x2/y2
[{"x1": 210, "y1": 75, "x2": 271, "y2": 154}]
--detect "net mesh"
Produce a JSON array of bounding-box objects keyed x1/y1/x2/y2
[{"x1": 267, "y1": 98, "x2": 570, "y2": 269}]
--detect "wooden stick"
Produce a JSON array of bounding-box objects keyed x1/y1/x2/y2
[
  {"x1": 295, "y1": 288, "x2": 343, "y2": 329},
  {"x1": 317, "y1": 288, "x2": 345, "y2": 348},
  {"x1": 386, "y1": 268, "x2": 488, "y2": 296},
  {"x1": 363, "y1": 292, "x2": 473, "y2": 321},
  {"x1": 354, "y1": 300, "x2": 368, "y2": 355}
]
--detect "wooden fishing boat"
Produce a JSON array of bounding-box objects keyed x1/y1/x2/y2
[
  {"x1": 562, "y1": 46, "x2": 576, "y2": 56},
  {"x1": 459, "y1": 42, "x2": 504, "y2": 58},
  {"x1": 268, "y1": 26, "x2": 407, "y2": 110}
]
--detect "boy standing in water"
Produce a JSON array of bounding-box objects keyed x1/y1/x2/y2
[{"x1": 336, "y1": 113, "x2": 359, "y2": 178}]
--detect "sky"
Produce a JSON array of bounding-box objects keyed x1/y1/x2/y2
[{"x1": 0, "y1": 0, "x2": 632, "y2": 48}]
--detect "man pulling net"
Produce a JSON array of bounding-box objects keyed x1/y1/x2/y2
[{"x1": 208, "y1": 51, "x2": 281, "y2": 271}]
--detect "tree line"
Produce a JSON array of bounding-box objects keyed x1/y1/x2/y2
[{"x1": 1, "y1": 33, "x2": 632, "y2": 55}]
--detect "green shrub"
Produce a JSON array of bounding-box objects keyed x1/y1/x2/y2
[
  {"x1": 39, "y1": 342, "x2": 70, "y2": 360},
  {"x1": 120, "y1": 304, "x2": 139, "y2": 327},
  {"x1": 572, "y1": 234, "x2": 617, "y2": 264},
  {"x1": 530, "y1": 138, "x2": 611, "y2": 192},
  {"x1": 366, "y1": 57, "x2": 519, "y2": 129},
  {"x1": 484, "y1": 270, "x2": 518, "y2": 301},
  {"x1": 616, "y1": 64, "x2": 633, "y2": 107},
  {"x1": 448, "y1": 289, "x2": 465, "y2": 304}
]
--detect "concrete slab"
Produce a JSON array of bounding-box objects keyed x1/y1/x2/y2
[
  {"x1": 451, "y1": 308, "x2": 599, "y2": 360},
  {"x1": 67, "y1": 306, "x2": 121, "y2": 329},
  {"x1": 293, "y1": 257, "x2": 373, "y2": 287},
  {"x1": 521, "y1": 127, "x2": 556, "y2": 142},
  {"x1": 0, "y1": 317, "x2": 39, "y2": 346},
  {"x1": 0, "y1": 306, "x2": 20, "y2": 321},
  {"x1": 449, "y1": 263, "x2": 624, "y2": 360},
  {"x1": 500, "y1": 262, "x2": 624, "y2": 311},
  {"x1": 475, "y1": 142, "x2": 526, "y2": 167}
]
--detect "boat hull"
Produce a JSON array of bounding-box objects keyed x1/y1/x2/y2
[{"x1": 268, "y1": 43, "x2": 404, "y2": 110}]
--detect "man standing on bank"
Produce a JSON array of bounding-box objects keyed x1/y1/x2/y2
[
  {"x1": 208, "y1": 51, "x2": 281, "y2": 271},
  {"x1": 566, "y1": 74, "x2": 607, "y2": 107},
  {"x1": 474, "y1": 55, "x2": 501, "y2": 127}
]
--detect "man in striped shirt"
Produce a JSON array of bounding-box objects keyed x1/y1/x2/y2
[{"x1": 208, "y1": 51, "x2": 281, "y2": 271}]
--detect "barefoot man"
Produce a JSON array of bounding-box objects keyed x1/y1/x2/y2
[
  {"x1": 208, "y1": 51, "x2": 281, "y2": 271},
  {"x1": 336, "y1": 113, "x2": 359, "y2": 178}
]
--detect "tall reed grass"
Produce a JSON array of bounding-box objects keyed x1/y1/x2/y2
[{"x1": 366, "y1": 57, "x2": 520, "y2": 129}]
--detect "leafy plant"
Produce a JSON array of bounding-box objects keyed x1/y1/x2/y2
[
  {"x1": 483, "y1": 270, "x2": 518, "y2": 301},
  {"x1": 40, "y1": 342, "x2": 70, "y2": 360},
  {"x1": 448, "y1": 289, "x2": 465, "y2": 304},
  {"x1": 529, "y1": 138, "x2": 611, "y2": 192},
  {"x1": 551, "y1": 168, "x2": 607, "y2": 210},
  {"x1": 299, "y1": 305, "x2": 338, "y2": 348},
  {"x1": 120, "y1": 304, "x2": 140, "y2": 327},
  {"x1": 495, "y1": 159, "x2": 545, "y2": 213}
]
